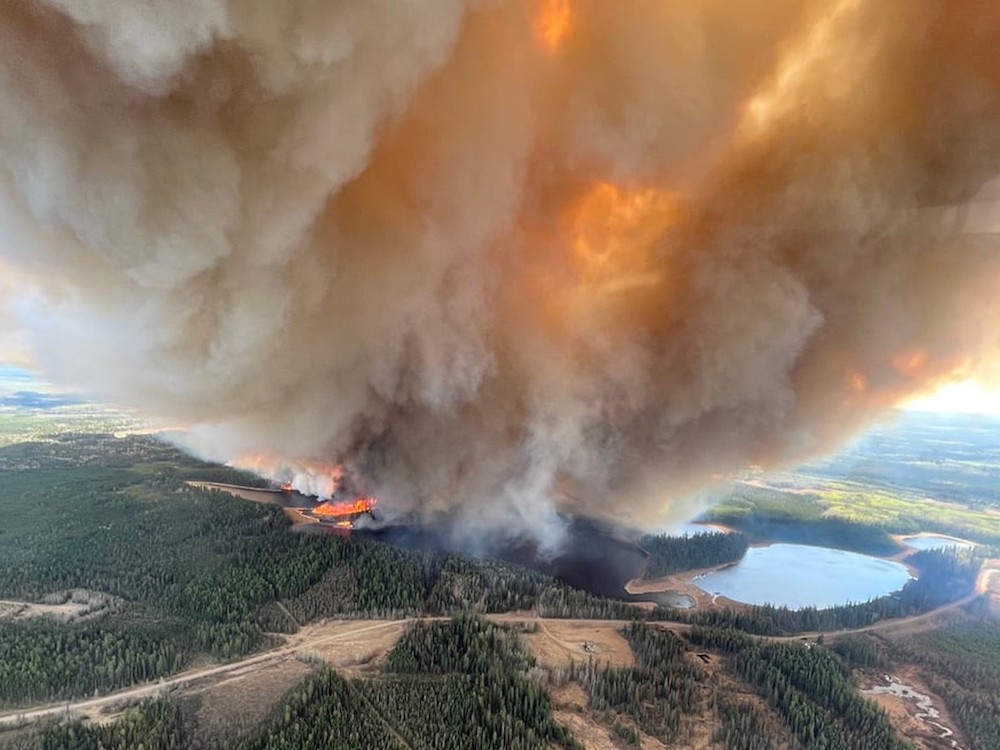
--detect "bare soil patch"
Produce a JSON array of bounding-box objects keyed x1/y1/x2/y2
[
  {"x1": 552, "y1": 710, "x2": 621, "y2": 750},
  {"x1": 549, "y1": 685, "x2": 670, "y2": 750},
  {"x1": 291, "y1": 619, "x2": 408, "y2": 675},
  {"x1": 549, "y1": 681, "x2": 589, "y2": 711},
  {"x1": 521, "y1": 620, "x2": 635, "y2": 670},
  {"x1": 0, "y1": 590, "x2": 119, "y2": 622},
  {"x1": 626, "y1": 568, "x2": 748, "y2": 612},
  {"x1": 554, "y1": 709, "x2": 670, "y2": 750},
  {"x1": 180, "y1": 658, "x2": 314, "y2": 742}
]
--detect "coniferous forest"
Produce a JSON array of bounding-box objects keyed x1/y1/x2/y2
[
  {"x1": 0, "y1": 435, "x2": 629, "y2": 708},
  {"x1": 640, "y1": 530, "x2": 750, "y2": 578},
  {"x1": 7, "y1": 617, "x2": 935, "y2": 750},
  {"x1": 0, "y1": 433, "x2": 995, "y2": 749}
]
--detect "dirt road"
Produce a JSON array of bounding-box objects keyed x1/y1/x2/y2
[
  {"x1": 0, "y1": 620, "x2": 406, "y2": 728},
  {"x1": 0, "y1": 595, "x2": 981, "y2": 730}
]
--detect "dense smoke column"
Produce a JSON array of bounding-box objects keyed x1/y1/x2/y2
[{"x1": 1, "y1": 0, "x2": 1000, "y2": 542}]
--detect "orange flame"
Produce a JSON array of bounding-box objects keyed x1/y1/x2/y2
[
  {"x1": 535, "y1": 0, "x2": 572, "y2": 53},
  {"x1": 313, "y1": 496, "x2": 378, "y2": 518}
]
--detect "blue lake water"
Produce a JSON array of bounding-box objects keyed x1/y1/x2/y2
[
  {"x1": 901, "y1": 535, "x2": 974, "y2": 551},
  {"x1": 692, "y1": 543, "x2": 913, "y2": 610}
]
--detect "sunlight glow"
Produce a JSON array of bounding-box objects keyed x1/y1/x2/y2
[{"x1": 902, "y1": 380, "x2": 1000, "y2": 415}]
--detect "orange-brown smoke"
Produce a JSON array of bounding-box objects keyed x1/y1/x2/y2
[{"x1": 2, "y1": 0, "x2": 1000, "y2": 546}]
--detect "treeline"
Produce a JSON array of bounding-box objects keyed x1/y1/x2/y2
[
  {"x1": 652, "y1": 547, "x2": 985, "y2": 635},
  {"x1": 37, "y1": 698, "x2": 186, "y2": 750},
  {"x1": 713, "y1": 697, "x2": 779, "y2": 750},
  {"x1": 690, "y1": 627, "x2": 911, "y2": 750},
  {"x1": 11, "y1": 616, "x2": 920, "y2": 750},
  {"x1": 424, "y1": 556, "x2": 552, "y2": 614},
  {"x1": 701, "y1": 486, "x2": 902, "y2": 556},
  {"x1": 0, "y1": 444, "x2": 637, "y2": 707},
  {"x1": 22, "y1": 672, "x2": 400, "y2": 750},
  {"x1": 535, "y1": 584, "x2": 639, "y2": 620},
  {"x1": 640, "y1": 531, "x2": 749, "y2": 578},
  {"x1": 581, "y1": 622, "x2": 700, "y2": 742},
  {"x1": 713, "y1": 516, "x2": 900, "y2": 557},
  {"x1": 243, "y1": 669, "x2": 403, "y2": 750},
  {"x1": 0, "y1": 617, "x2": 187, "y2": 706},
  {"x1": 365, "y1": 617, "x2": 579, "y2": 750}
]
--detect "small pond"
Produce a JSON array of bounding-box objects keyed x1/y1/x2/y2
[
  {"x1": 692, "y1": 543, "x2": 913, "y2": 610},
  {"x1": 901, "y1": 535, "x2": 974, "y2": 551}
]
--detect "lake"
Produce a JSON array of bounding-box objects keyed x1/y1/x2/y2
[{"x1": 692, "y1": 543, "x2": 913, "y2": 609}]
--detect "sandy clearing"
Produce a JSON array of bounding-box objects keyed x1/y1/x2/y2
[
  {"x1": 552, "y1": 710, "x2": 622, "y2": 750},
  {"x1": 295, "y1": 619, "x2": 409, "y2": 674},
  {"x1": 524, "y1": 620, "x2": 635, "y2": 670},
  {"x1": 182, "y1": 659, "x2": 314, "y2": 737},
  {"x1": 0, "y1": 600, "x2": 92, "y2": 621},
  {"x1": 550, "y1": 684, "x2": 669, "y2": 750},
  {"x1": 0, "y1": 590, "x2": 119, "y2": 622},
  {"x1": 626, "y1": 565, "x2": 748, "y2": 612}
]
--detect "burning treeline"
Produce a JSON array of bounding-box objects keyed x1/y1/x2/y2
[{"x1": 2, "y1": 0, "x2": 1000, "y2": 543}]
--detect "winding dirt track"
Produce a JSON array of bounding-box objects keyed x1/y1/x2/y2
[
  {"x1": 0, "y1": 620, "x2": 405, "y2": 728},
  {"x1": 0, "y1": 591, "x2": 981, "y2": 730}
]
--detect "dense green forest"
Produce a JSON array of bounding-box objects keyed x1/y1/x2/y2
[
  {"x1": 16, "y1": 618, "x2": 580, "y2": 750},
  {"x1": 640, "y1": 530, "x2": 749, "y2": 578},
  {"x1": 690, "y1": 627, "x2": 912, "y2": 750},
  {"x1": 3, "y1": 615, "x2": 921, "y2": 750},
  {"x1": 0, "y1": 432, "x2": 992, "y2": 750},
  {"x1": 0, "y1": 435, "x2": 630, "y2": 707},
  {"x1": 38, "y1": 698, "x2": 186, "y2": 750},
  {"x1": 243, "y1": 668, "x2": 405, "y2": 750},
  {"x1": 0, "y1": 616, "x2": 187, "y2": 704},
  {"x1": 365, "y1": 617, "x2": 578, "y2": 749},
  {"x1": 581, "y1": 622, "x2": 699, "y2": 742},
  {"x1": 713, "y1": 697, "x2": 779, "y2": 750}
]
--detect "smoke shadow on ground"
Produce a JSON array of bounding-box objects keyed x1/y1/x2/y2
[{"x1": 352, "y1": 516, "x2": 691, "y2": 607}]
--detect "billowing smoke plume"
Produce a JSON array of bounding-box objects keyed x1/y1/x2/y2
[{"x1": 2, "y1": 0, "x2": 1000, "y2": 544}]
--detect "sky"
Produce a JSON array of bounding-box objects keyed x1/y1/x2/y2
[{"x1": 902, "y1": 380, "x2": 1000, "y2": 415}]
